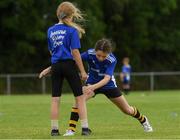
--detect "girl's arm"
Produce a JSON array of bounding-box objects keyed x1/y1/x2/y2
[
  {"x1": 84, "y1": 60, "x2": 116, "y2": 92},
  {"x1": 85, "y1": 75, "x2": 111, "y2": 92},
  {"x1": 72, "y1": 49, "x2": 87, "y2": 80},
  {"x1": 120, "y1": 72, "x2": 124, "y2": 81},
  {"x1": 39, "y1": 66, "x2": 51, "y2": 79}
]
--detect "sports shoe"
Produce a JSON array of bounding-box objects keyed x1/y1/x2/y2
[
  {"x1": 51, "y1": 129, "x2": 60, "y2": 136},
  {"x1": 63, "y1": 129, "x2": 75, "y2": 136},
  {"x1": 142, "y1": 116, "x2": 153, "y2": 132},
  {"x1": 81, "y1": 128, "x2": 92, "y2": 136}
]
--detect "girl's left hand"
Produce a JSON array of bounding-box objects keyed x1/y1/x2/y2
[
  {"x1": 82, "y1": 86, "x2": 94, "y2": 95},
  {"x1": 86, "y1": 85, "x2": 96, "y2": 92}
]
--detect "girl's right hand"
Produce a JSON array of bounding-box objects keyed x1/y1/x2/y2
[
  {"x1": 81, "y1": 71, "x2": 88, "y2": 81},
  {"x1": 39, "y1": 67, "x2": 51, "y2": 79}
]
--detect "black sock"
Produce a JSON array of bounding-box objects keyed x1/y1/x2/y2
[
  {"x1": 132, "y1": 107, "x2": 146, "y2": 124},
  {"x1": 123, "y1": 89, "x2": 130, "y2": 95}
]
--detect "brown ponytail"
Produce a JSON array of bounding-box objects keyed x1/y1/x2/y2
[{"x1": 95, "y1": 38, "x2": 113, "y2": 53}]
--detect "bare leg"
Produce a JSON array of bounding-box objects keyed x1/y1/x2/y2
[
  {"x1": 109, "y1": 95, "x2": 134, "y2": 115},
  {"x1": 64, "y1": 90, "x2": 95, "y2": 135},
  {"x1": 72, "y1": 89, "x2": 95, "y2": 108},
  {"x1": 51, "y1": 97, "x2": 60, "y2": 119},
  {"x1": 75, "y1": 94, "x2": 92, "y2": 135},
  {"x1": 109, "y1": 95, "x2": 153, "y2": 132},
  {"x1": 75, "y1": 90, "x2": 95, "y2": 122},
  {"x1": 123, "y1": 84, "x2": 130, "y2": 95},
  {"x1": 75, "y1": 95, "x2": 87, "y2": 121},
  {"x1": 51, "y1": 97, "x2": 60, "y2": 131}
]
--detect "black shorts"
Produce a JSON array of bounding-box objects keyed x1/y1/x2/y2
[
  {"x1": 94, "y1": 87, "x2": 122, "y2": 99},
  {"x1": 122, "y1": 80, "x2": 130, "y2": 85},
  {"x1": 51, "y1": 59, "x2": 83, "y2": 97}
]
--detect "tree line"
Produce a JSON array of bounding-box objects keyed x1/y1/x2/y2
[{"x1": 0, "y1": 0, "x2": 180, "y2": 73}]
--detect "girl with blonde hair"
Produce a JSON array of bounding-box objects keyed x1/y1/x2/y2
[{"x1": 45, "y1": 1, "x2": 91, "y2": 136}]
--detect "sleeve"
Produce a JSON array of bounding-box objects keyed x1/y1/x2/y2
[
  {"x1": 81, "y1": 51, "x2": 89, "y2": 61},
  {"x1": 70, "y1": 29, "x2": 81, "y2": 49},
  {"x1": 122, "y1": 66, "x2": 126, "y2": 73},
  {"x1": 105, "y1": 60, "x2": 117, "y2": 76},
  {"x1": 47, "y1": 30, "x2": 51, "y2": 51}
]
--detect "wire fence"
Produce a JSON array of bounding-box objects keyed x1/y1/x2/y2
[{"x1": 0, "y1": 71, "x2": 180, "y2": 95}]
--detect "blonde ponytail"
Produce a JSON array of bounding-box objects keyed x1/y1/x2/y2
[
  {"x1": 56, "y1": 2, "x2": 85, "y2": 38},
  {"x1": 63, "y1": 19, "x2": 85, "y2": 38}
]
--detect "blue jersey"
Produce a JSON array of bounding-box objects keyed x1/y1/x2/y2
[
  {"x1": 81, "y1": 49, "x2": 117, "y2": 89},
  {"x1": 122, "y1": 64, "x2": 131, "y2": 82},
  {"x1": 47, "y1": 23, "x2": 81, "y2": 64}
]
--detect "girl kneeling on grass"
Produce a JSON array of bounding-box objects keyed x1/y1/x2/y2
[{"x1": 40, "y1": 38, "x2": 153, "y2": 136}]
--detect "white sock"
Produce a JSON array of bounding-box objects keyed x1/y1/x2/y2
[
  {"x1": 80, "y1": 119, "x2": 88, "y2": 128},
  {"x1": 51, "y1": 120, "x2": 59, "y2": 130}
]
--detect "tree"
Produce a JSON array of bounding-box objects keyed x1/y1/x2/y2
[
  {"x1": 103, "y1": 0, "x2": 180, "y2": 71},
  {"x1": 0, "y1": 0, "x2": 180, "y2": 73},
  {"x1": 0, "y1": 0, "x2": 106, "y2": 73}
]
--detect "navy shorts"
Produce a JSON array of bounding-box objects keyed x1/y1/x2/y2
[{"x1": 123, "y1": 79, "x2": 130, "y2": 84}]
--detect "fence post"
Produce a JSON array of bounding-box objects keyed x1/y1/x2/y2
[
  {"x1": 150, "y1": 72, "x2": 154, "y2": 92},
  {"x1": 42, "y1": 77, "x2": 46, "y2": 94},
  {"x1": 7, "y1": 74, "x2": 11, "y2": 95}
]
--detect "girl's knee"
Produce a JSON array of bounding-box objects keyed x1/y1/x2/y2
[
  {"x1": 122, "y1": 106, "x2": 134, "y2": 115},
  {"x1": 75, "y1": 95, "x2": 85, "y2": 102},
  {"x1": 52, "y1": 97, "x2": 60, "y2": 102}
]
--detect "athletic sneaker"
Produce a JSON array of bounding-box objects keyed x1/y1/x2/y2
[
  {"x1": 142, "y1": 116, "x2": 153, "y2": 132},
  {"x1": 63, "y1": 129, "x2": 75, "y2": 136},
  {"x1": 51, "y1": 129, "x2": 60, "y2": 136},
  {"x1": 81, "y1": 128, "x2": 92, "y2": 136}
]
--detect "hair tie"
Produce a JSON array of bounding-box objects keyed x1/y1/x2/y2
[{"x1": 58, "y1": 12, "x2": 67, "y2": 19}]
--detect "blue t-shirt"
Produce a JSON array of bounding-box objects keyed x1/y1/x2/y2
[
  {"x1": 47, "y1": 23, "x2": 81, "y2": 64},
  {"x1": 122, "y1": 64, "x2": 131, "y2": 82},
  {"x1": 81, "y1": 49, "x2": 117, "y2": 89}
]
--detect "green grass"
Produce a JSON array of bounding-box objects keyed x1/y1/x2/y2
[{"x1": 0, "y1": 90, "x2": 180, "y2": 139}]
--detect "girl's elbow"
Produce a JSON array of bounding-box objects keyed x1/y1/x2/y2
[
  {"x1": 72, "y1": 49, "x2": 79, "y2": 53},
  {"x1": 72, "y1": 49, "x2": 80, "y2": 57},
  {"x1": 105, "y1": 76, "x2": 111, "y2": 83}
]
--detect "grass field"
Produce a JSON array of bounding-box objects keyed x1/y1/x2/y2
[{"x1": 0, "y1": 90, "x2": 180, "y2": 139}]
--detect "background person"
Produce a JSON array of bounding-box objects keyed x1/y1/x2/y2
[{"x1": 120, "y1": 57, "x2": 131, "y2": 95}]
